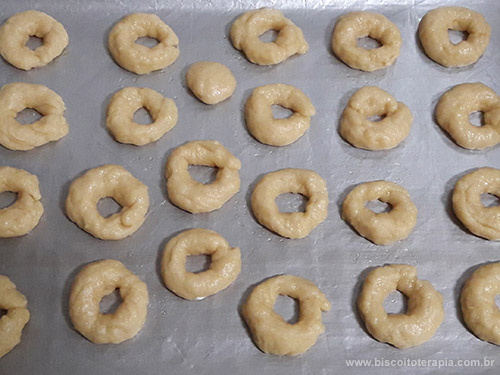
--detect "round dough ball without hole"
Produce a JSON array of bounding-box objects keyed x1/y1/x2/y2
[{"x1": 186, "y1": 62, "x2": 236, "y2": 104}]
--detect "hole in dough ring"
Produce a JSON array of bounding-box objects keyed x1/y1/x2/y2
[
  {"x1": 69, "y1": 259, "x2": 148, "y2": 344},
  {"x1": 357, "y1": 264, "x2": 443, "y2": 349},
  {"x1": 161, "y1": 228, "x2": 241, "y2": 300},
  {"x1": 242, "y1": 274, "x2": 331, "y2": 356},
  {"x1": 65, "y1": 165, "x2": 149, "y2": 240}
]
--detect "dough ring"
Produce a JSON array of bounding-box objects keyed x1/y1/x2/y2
[
  {"x1": 242, "y1": 274, "x2": 330, "y2": 356},
  {"x1": 453, "y1": 167, "x2": 500, "y2": 240},
  {"x1": 342, "y1": 181, "x2": 417, "y2": 245},
  {"x1": 107, "y1": 87, "x2": 178, "y2": 146},
  {"x1": 161, "y1": 228, "x2": 241, "y2": 300},
  {"x1": 0, "y1": 275, "x2": 30, "y2": 358},
  {"x1": 0, "y1": 166, "x2": 43, "y2": 238},
  {"x1": 186, "y1": 61, "x2": 236, "y2": 105},
  {"x1": 245, "y1": 84, "x2": 316, "y2": 146},
  {"x1": 0, "y1": 10, "x2": 68, "y2": 70},
  {"x1": 0, "y1": 82, "x2": 69, "y2": 151},
  {"x1": 230, "y1": 8, "x2": 308, "y2": 66},
  {"x1": 436, "y1": 83, "x2": 500, "y2": 150},
  {"x1": 332, "y1": 12, "x2": 401, "y2": 72},
  {"x1": 251, "y1": 168, "x2": 328, "y2": 239},
  {"x1": 69, "y1": 259, "x2": 148, "y2": 344},
  {"x1": 108, "y1": 13, "x2": 179, "y2": 75},
  {"x1": 65, "y1": 165, "x2": 149, "y2": 240},
  {"x1": 165, "y1": 140, "x2": 241, "y2": 213},
  {"x1": 419, "y1": 6, "x2": 490, "y2": 67},
  {"x1": 461, "y1": 262, "x2": 500, "y2": 345},
  {"x1": 358, "y1": 264, "x2": 443, "y2": 349}
]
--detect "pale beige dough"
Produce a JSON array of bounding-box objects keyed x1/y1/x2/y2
[
  {"x1": 358, "y1": 264, "x2": 443, "y2": 349},
  {"x1": 340, "y1": 86, "x2": 413, "y2": 150},
  {"x1": 245, "y1": 84, "x2": 315, "y2": 146},
  {"x1": 65, "y1": 165, "x2": 149, "y2": 240},
  {"x1": 186, "y1": 62, "x2": 236, "y2": 105},
  {"x1": 0, "y1": 10, "x2": 68, "y2": 70},
  {"x1": 242, "y1": 274, "x2": 330, "y2": 356},
  {"x1": 161, "y1": 228, "x2": 241, "y2": 300},
  {"x1": 419, "y1": 7, "x2": 490, "y2": 67},
  {"x1": 230, "y1": 8, "x2": 308, "y2": 66},
  {"x1": 69, "y1": 259, "x2": 148, "y2": 344},
  {"x1": 108, "y1": 13, "x2": 179, "y2": 75},
  {"x1": 342, "y1": 181, "x2": 417, "y2": 245},
  {"x1": 165, "y1": 140, "x2": 241, "y2": 213},
  {"x1": 251, "y1": 168, "x2": 328, "y2": 239}
]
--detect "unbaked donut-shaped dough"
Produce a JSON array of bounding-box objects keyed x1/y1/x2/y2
[{"x1": 186, "y1": 62, "x2": 236, "y2": 105}]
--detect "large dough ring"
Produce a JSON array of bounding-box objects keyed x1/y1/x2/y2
[
  {"x1": 108, "y1": 13, "x2": 179, "y2": 75},
  {"x1": 251, "y1": 168, "x2": 328, "y2": 239},
  {"x1": 419, "y1": 6, "x2": 490, "y2": 67},
  {"x1": 0, "y1": 275, "x2": 30, "y2": 358},
  {"x1": 107, "y1": 87, "x2": 178, "y2": 146},
  {"x1": 342, "y1": 181, "x2": 417, "y2": 245},
  {"x1": 230, "y1": 8, "x2": 308, "y2": 66},
  {"x1": 0, "y1": 166, "x2": 43, "y2": 238},
  {"x1": 165, "y1": 140, "x2": 241, "y2": 213},
  {"x1": 436, "y1": 83, "x2": 500, "y2": 150},
  {"x1": 358, "y1": 264, "x2": 443, "y2": 349},
  {"x1": 69, "y1": 259, "x2": 148, "y2": 344},
  {"x1": 0, "y1": 82, "x2": 69, "y2": 151},
  {"x1": 0, "y1": 10, "x2": 68, "y2": 70},
  {"x1": 332, "y1": 12, "x2": 401, "y2": 72},
  {"x1": 65, "y1": 165, "x2": 149, "y2": 240},
  {"x1": 245, "y1": 84, "x2": 316, "y2": 146},
  {"x1": 161, "y1": 228, "x2": 241, "y2": 300},
  {"x1": 242, "y1": 274, "x2": 331, "y2": 356}
]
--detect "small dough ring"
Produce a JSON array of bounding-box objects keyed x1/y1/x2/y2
[
  {"x1": 342, "y1": 181, "x2": 417, "y2": 245},
  {"x1": 0, "y1": 276, "x2": 30, "y2": 358},
  {"x1": 69, "y1": 259, "x2": 148, "y2": 344},
  {"x1": 161, "y1": 228, "x2": 241, "y2": 300},
  {"x1": 340, "y1": 86, "x2": 413, "y2": 150},
  {"x1": 65, "y1": 165, "x2": 149, "y2": 240},
  {"x1": 419, "y1": 7, "x2": 491, "y2": 67},
  {"x1": 245, "y1": 84, "x2": 316, "y2": 146},
  {"x1": 452, "y1": 167, "x2": 500, "y2": 240},
  {"x1": 230, "y1": 8, "x2": 308, "y2": 66},
  {"x1": 0, "y1": 82, "x2": 69, "y2": 151},
  {"x1": 242, "y1": 274, "x2": 331, "y2": 356},
  {"x1": 332, "y1": 12, "x2": 401, "y2": 72},
  {"x1": 107, "y1": 87, "x2": 178, "y2": 146},
  {"x1": 165, "y1": 140, "x2": 241, "y2": 213},
  {"x1": 251, "y1": 168, "x2": 328, "y2": 239},
  {"x1": 108, "y1": 13, "x2": 179, "y2": 75},
  {"x1": 436, "y1": 83, "x2": 500, "y2": 150},
  {"x1": 358, "y1": 264, "x2": 444, "y2": 349},
  {"x1": 0, "y1": 10, "x2": 68, "y2": 70}
]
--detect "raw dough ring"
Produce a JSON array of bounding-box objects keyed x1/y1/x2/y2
[
  {"x1": 161, "y1": 228, "x2": 241, "y2": 300},
  {"x1": 0, "y1": 166, "x2": 43, "y2": 238},
  {"x1": 0, "y1": 10, "x2": 68, "y2": 70},
  {"x1": 108, "y1": 13, "x2": 179, "y2": 75},
  {"x1": 242, "y1": 274, "x2": 331, "y2": 356},
  {"x1": 65, "y1": 165, "x2": 149, "y2": 240},
  {"x1": 245, "y1": 84, "x2": 316, "y2": 146},
  {"x1": 332, "y1": 12, "x2": 401, "y2": 72},
  {"x1": 0, "y1": 275, "x2": 30, "y2": 358},
  {"x1": 452, "y1": 167, "x2": 500, "y2": 240},
  {"x1": 230, "y1": 8, "x2": 308, "y2": 66},
  {"x1": 69, "y1": 259, "x2": 148, "y2": 344},
  {"x1": 0, "y1": 82, "x2": 69, "y2": 151},
  {"x1": 251, "y1": 168, "x2": 328, "y2": 239},
  {"x1": 165, "y1": 140, "x2": 241, "y2": 213},
  {"x1": 461, "y1": 262, "x2": 500, "y2": 345},
  {"x1": 107, "y1": 87, "x2": 178, "y2": 146},
  {"x1": 436, "y1": 83, "x2": 500, "y2": 150},
  {"x1": 358, "y1": 264, "x2": 444, "y2": 349},
  {"x1": 419, "y1": 6, "x2": 490, "y2": 67},
  {"x1": 342, "y1": 181, "x2": 417, "y2": 245}
]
